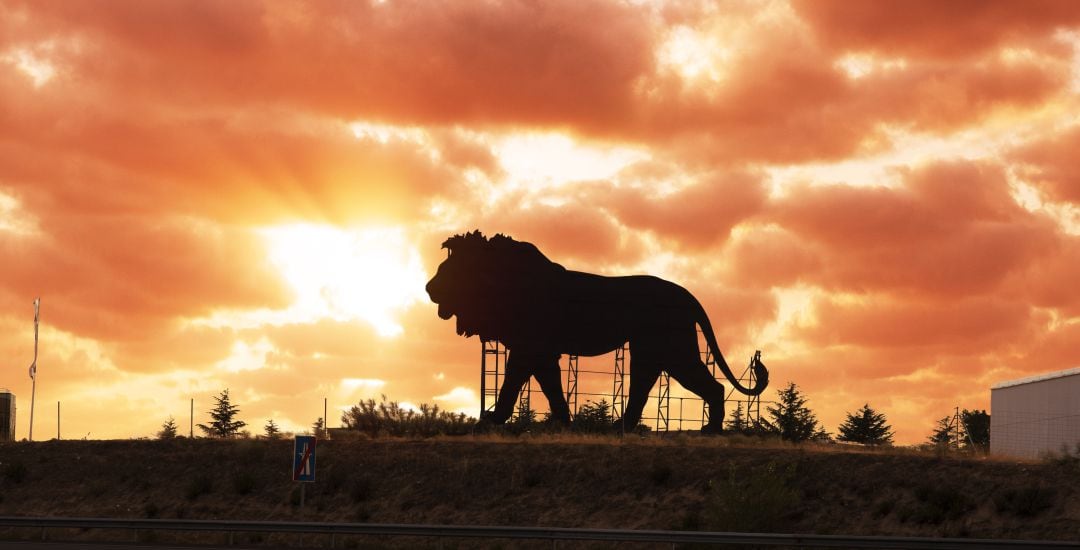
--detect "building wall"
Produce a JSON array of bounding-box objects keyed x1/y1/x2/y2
[
  {"x1": 0, "y1": 392, "x2": 14, "y2": 442},
  {"x1": 991, "y1": 372, "x2": 1080, "y2": 459}
]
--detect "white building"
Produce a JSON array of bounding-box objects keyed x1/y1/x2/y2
[{"x1": 991, "y1": 368, "x2": 1080, "y2": 459}]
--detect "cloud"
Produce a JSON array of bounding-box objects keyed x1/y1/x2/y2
[
  {"x1": 11, "y1": 0, "x2": 655, "y2": 130},
  {"x1": 604, "y1": 171, "x2": 768, "y2": 249},
  {"x1": 1013, "y1": 125, "x2": 1080, "y2": 204},
  {"x1": 0, "y1": 214, "x2": 291, "y2": 340},
  {"x1": 797, "y1": 294, "x2": 1037, "y2": 354},
  {"x1": 768, "y1": 161, "x2": 1058, "y2": 298},
  {"x1": 793, "y1": 0, "x2": 1080, "y2": 59}
]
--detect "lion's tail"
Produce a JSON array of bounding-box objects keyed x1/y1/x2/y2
[{"x1": 695, "y1": 299, "x2": 769, "y2": 396}]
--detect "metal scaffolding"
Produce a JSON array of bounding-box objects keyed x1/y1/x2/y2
[
  {"x1": 611, "y1": 344, "x2": 626, "y2": 420},
  {"x1": 480, "y1": 336, "x2": 763, "y2": 432},
  {"x1": 480, "y1": 339, "x2": 507, "y2": 417}
]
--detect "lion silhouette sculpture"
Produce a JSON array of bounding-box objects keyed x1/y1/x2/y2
[{"x1": 425, "y1": 230, "x2": 768, "y2": 432}]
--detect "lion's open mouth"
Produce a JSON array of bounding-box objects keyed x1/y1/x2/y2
[{"x1": 438, "y1": 303, "x2": 473, "y2": 337}]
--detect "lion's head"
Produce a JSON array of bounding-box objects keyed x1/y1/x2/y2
[{"x1": 425, "y1": 230, "x2": 564, "y2": 340}]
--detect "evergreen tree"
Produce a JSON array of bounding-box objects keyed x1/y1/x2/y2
[
  {"x1": 928, "y1": 416, "x2": 955, "y2": 448},
  {"x1": 961, "y1": 409, "x2": 990, "y2": 451},
  {"x1": 837, "y1": 403, "x2": 894, "y2": 445},
  {"x1": 765, "y1": 382, "x2": 828, "y2": 443},
  {"x1": 197, "y1": 389, "x2": 246, "y2": 438},
  {"x1": 157, "y1": 416, "x2": 178, "y2": 440},
  {"x1": 573, "y1": 400, "x2": 613, "y2": 433},
  {"x1": 510, "y1": 402, "x2": 537, "y2": 428},
  {"x1": 264, "y1": 418, "x2": 281, "y2": 440},
  {"x1": 725, "y1": 402, "x2": 748, "y2": 433},
  {"x1": 312, "y1": 417, "x2": 325, "y2": 438}
]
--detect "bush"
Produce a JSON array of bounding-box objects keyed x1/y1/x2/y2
[
  {"x1": 704, "y1": 462, "x2": 799, "y2": 533},
  {"x1": 231, "y1": 470, "x2": 256, "y2": 495},
  {"x1": 3, "y1": 461, "x2": 27, "y2": 484},
  {"x1": 899, "y1": 482, "x2": 974, "y2": 524},
  {"x1": 994, "y1": 486, "x2": 1056, "y2": 517},
  {"x1": 350, "y1": 476, "x2": 374, "y2": 503},
  {"x1": 341, "y1": 396, "x2": 475, "y2": 438},
  {"x1": 650, "y1": 460, "x2": 673, "y2": 485},
  {"x1": 185, "y1": 474, "x2": 213, "y2": 500}
]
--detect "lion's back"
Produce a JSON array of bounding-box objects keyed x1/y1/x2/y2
[{"x1": 540, "y1": 271, "x2": 699, "y2": 354}]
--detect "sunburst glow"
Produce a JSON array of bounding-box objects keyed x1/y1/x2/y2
[{"x1": 261, "y1": 224, "x2": 428, "y2": 337}]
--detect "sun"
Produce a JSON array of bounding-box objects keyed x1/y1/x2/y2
[{"x1": 260, "y1": 224, "x2": 428, "y2": 337}]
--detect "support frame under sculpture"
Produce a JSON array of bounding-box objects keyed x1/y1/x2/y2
[{"x1": 479, "y1": 332, "x2": 763, "y2": 432}]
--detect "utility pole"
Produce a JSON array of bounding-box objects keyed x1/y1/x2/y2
[
  {"x1": 28, "y1": 298, "x2": 40, "y2": 441},
  {"x1": 323, "y1": 397, "x2": 328, "y2": 439},
  {"x1": 953, "y1": 406, "x2": 962, "y2": 450},
  {"x1": 190, "y1": 398, "x2": 194, "y2": 438},
  {"x1": 57, "y1": 401, "x2": 60, "y2": 440}
]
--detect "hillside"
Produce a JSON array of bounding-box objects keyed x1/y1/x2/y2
[{"x1": 0, "y1": 435, "x2": 1078, "y2": 546}]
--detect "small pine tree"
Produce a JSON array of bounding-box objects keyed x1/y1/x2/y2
[
  {"x1": 573, "y1": 400, "x2": 613, "y2": 433},
  {"x1": 157, "y1": 416, "x2": 178, "y2": 440},
  {"x1": 197, "y1": 389, "x2": 246, "y2": 438},
  {"x1": 928, "y1": 416, "x2": 955, "y2": 448},
  {"x1": 510, "y1": 402, "x2": 537, "y2": 428},
  {"x1": 312, "y1": 417, "x2": 325, "y2": 438},
  {"x1": 837, "y1": 403, "x2": 894, "y2": 446},
  {"x1": 765, "y1": 382, "x2": 828, "y2": 443},
  {"x1": 725, "y1": 402, "x2": 748, "y2": 433},
  {"x1": 264, "y1": 419, "x2": 281, "y2": 440}
]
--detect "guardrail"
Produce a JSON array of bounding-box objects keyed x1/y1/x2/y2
[{"x1": 0, "y1": 516, "x2": 1075, "y2": 549}]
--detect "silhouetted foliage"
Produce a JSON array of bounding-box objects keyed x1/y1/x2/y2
[
  {"x1": 508, "y1": 403, "x2": 537, "y2": 431},
  {"x1": 573, "y1": 399, "x2": 614, "y2": 433},
  {"x1": 928, "y1": 416, "x2": 955, "y2": 448},
  {"x1": 900, "y1": 481, "x2": 975, "y2": 524},
  {"x1": 994, "y1": 486, "x2": 1056, "y2": 517},
  {"x1": 185, "y1": 474, "x2": 213, "y2": 500},
  {"x1": 705, "y1": 462, "x2": 798, "y2": 532},
  {"x1": 725, "y1": 402, "x2": 748, "y2": 433},
  {"x1": 157, "y1": 416, "x2": 178, "y2": 440},
  {"x1": 962, "y1": 409, "x2": 990, "y2": 451},
  {"x1": 341, "y1": 395, "x2": 474, "y2": 437},
  {"x1": 3, "y1": 461, "x2": 27, "y2": 484},
  {"x1": 837, "y1": 403, "x2": 894, "y2": 446},
  {"x1": 197, "y1": 389, "x2": 246, "y2": 439},
  {"x1": 764, "y1": 382, "x2": 829, "y2": 443},
  {"x1": 263, "y1": 419, "x2": 281, "y2": 440},
  {"x1": 312, "y1": 417, "x2": 325, "y2": 438}
]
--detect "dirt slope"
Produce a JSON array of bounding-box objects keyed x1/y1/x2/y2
[{"x1": 0, "y1": 436, "x2": 1077, "y2": 544}]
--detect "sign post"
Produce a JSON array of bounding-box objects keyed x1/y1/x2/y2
[{"x1": 292, "y1": 435, "x2": 317, "y2": 509}]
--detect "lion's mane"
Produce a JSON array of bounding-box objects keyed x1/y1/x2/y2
[{"x1": 427, "y1": 230, "x2": 565, "y2": 340}]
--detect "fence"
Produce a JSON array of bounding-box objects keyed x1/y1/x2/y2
[{"x1": 0, "y1": 517, "x2": 1074, "y2": 549}]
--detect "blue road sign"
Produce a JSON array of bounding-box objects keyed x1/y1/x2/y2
[{"x1": 292, "y1": 435, "x2": 316, "y2": 482}]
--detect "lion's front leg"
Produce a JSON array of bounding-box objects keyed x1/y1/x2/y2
[
  {"x1": 534, "y1": 356, "x2": 570, "y2": 425},
  {"x1": 486, "y1": 350, "x2": 534, "y2": 425}
]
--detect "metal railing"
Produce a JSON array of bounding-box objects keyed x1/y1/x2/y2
[{"x1": 0, "y1": 517, "x2": 1075, "y2": 549}]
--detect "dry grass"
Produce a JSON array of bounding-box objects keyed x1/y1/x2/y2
[{"x1": 0, "y1": 434, "x2": 1077, "y2": 547}]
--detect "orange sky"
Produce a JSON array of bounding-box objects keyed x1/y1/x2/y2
[{"x1": 2, "y1": 0, "x2": 1080, "y2": 443}]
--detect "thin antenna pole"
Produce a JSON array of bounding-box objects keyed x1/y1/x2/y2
[
  {"x1": 56, "y1": 401, "x2": 60, "y2": 440},
  {"x1": 190, "y1": 398, "x2": 194, "y2": 438},
  {"x1": 323, "y1": 397, "x2": 328, "y2": 439},
  {"x1": 28, "y1": 298, "x2": 40, "y2": 442},
  {"x1": 954, "y1": 406, "x2": 961, "y2": 450}
]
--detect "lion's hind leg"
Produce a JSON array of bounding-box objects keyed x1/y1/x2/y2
[
  {"x1": 620, "y1": 353, "x2": 661, "y2": 433},
  {"x1": 669, "y1": 360, "x2": 727, "y2": 434}
]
